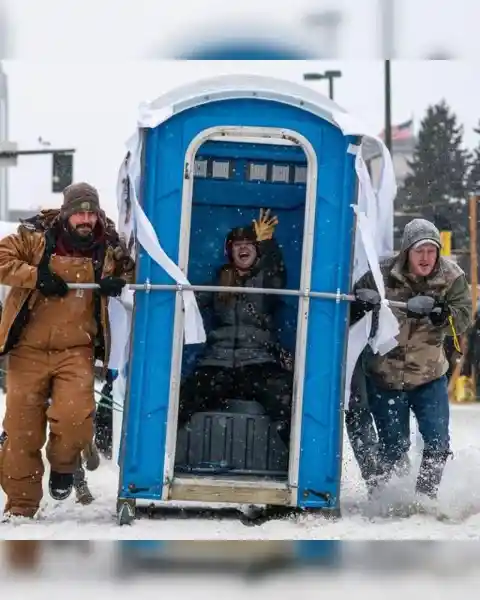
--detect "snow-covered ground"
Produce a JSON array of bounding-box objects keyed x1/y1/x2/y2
[{"x1": 1, "y1": 395, "x2": 480, "y2": 539}]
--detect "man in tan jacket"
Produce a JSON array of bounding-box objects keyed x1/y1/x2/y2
[{"x1": 0, "y1": 182, "x2": 134, "y2": 519}]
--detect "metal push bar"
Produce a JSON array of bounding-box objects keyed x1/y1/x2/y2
[{"x1": 66, "y1": 282, "x2": 408, "y2": 310}]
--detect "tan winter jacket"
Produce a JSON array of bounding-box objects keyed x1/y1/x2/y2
[{"x1": 0, "y1": 210, "x2": 135, "y2": 368}]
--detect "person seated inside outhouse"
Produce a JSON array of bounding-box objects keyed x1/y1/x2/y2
[{"x1": 178, "y1": 209, "x2": 293, "y2": 446}]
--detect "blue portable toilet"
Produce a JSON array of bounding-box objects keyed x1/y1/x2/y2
[{"x1": 116, "y1": 74, "x2": 363, "y2": 524}]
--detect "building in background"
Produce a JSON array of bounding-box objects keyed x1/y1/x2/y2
[{"x1": 363, "y1": 118, "x2": 415, "y2": 186}]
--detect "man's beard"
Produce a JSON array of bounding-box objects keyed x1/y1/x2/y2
[{"x1": 67, "y1": 223, "x2": 95, "y2": 248}]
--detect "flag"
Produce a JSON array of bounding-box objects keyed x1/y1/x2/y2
[{"x1": 379, "y1": 118, "x2": 414, "y2": 142}]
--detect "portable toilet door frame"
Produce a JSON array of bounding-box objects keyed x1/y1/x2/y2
[{"x1": 162, "y1": 125, "x2": 319, "y2": 507}]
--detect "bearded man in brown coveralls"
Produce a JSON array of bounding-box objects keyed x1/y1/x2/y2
[{"x1": 0, "y1": 182, "x2": 134, "y2": 519}]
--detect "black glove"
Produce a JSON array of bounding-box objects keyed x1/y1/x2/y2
[
  {"x1": 350, "y1": 288, "x2": 381, "y2": 324},
  {"x1": 36, "y1": 264, "x2": 69, "y2": 297},
  {"x1": 353, "y1": 288, "x2": 381, "y2": 312},
  {"x1": 429, "y1": 300, "x2": 450, "y2": 327},
  {"x1": 98, "y1": 276, "x2": 126, "y2": 297}
]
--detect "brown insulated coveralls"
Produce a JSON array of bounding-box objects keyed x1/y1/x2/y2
[{"x1": 0, "y1": 211, "x2": 134, "y2": 517}]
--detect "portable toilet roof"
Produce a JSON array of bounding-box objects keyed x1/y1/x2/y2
[
  {"x1": 123, "y1": 73, "x2": 397, "y2": 282},
  {"x1": 137, "y1": 74, "x2": 364, "y2": 137}
]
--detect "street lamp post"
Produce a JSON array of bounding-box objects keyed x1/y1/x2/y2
[
  {"x1": 303, "y1": 70, "x2": 342, "y2": 101},
  {"x1": 384, "y1": 60, "x2": 392, "y2": 153}
]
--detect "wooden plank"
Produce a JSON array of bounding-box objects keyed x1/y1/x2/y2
[{"x1": 168, "y1": 477, "x2": 291, "y2": 505}]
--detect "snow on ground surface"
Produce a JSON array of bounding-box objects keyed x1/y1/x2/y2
[{"x1": 1, "y1": 392, "x2": 480, "y2": 539}]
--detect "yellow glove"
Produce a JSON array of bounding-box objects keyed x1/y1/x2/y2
[{"x1": 253, "y1": 208, "x2": 279, "y2": 241}]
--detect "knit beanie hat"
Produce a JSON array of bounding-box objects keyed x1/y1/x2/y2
[
  {"x1": 224, "y1": 224, "x2": 258, "y2": 261},
  {"x1": 400, "y1": 218, "x2": 442, "y2": 253},
  {"x1": 411, "y1": 238, "x2": 441, "y2": 250},
  {"x1": 60, "y1": 182, "x2": 101, "y2": 219}
]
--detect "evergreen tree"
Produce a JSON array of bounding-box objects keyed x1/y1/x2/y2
[
  {"x1": 401, "y1": 99, "x2": 470, "y2": 250},
  {"x1": 466, "y1": 120, "x2": 480, "y2": 196}
]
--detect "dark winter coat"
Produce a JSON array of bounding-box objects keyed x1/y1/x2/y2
[
  {"x1": 197, "y1": 238, "x2": 286, "y2": 369},
  {"x1": 354, "y1": 219, "x2": 471, "y2": 390}
]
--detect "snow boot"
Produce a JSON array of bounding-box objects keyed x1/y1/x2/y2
[
  {"x1": 49, "y1": 471, "x2": 73, "y2": 501},
  {"x1": 415, "y1": 449, "x2": 451, "y2": 499},
  {"x1": 74, "y1": 471, "x2": 95, "y2": 505},
  {"x1": 82, "y1": 441, "x2": 100, "y2": 471},
  {"x1": 75, "y1": 481, "x2": 94, "y2": 505}
]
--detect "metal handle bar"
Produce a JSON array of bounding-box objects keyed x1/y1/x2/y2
[{"x1": 66, "y1": 282, "x2": 408, "y2": 309}]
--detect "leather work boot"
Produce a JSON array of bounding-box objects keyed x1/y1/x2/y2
[{"x1": 73, "y1": 466, "x2": 95, "y2": 505}]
